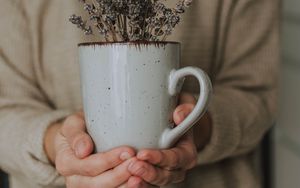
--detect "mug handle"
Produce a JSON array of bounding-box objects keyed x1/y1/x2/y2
[{"x1": 159, "y1": 67, "x2": 212, "y2": 149}]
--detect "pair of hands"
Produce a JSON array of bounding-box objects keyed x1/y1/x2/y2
[{"x1": 45, "y1": 93, "x2": 200, "y2": 188}]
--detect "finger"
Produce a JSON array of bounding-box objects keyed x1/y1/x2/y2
[
  {"x1": 128, "y1": 160, "x2": 186, "y2": 186},
  {"x1": 97, "y1": 158, "x2": 137, "y2": 187},
  {"x1": 66, "y1": 158, "x2": 136, "y2": 188},
  {"x1": 173, "y1": 103, "x2": 195, "y2": 125},
  {"x1": 127, "y1": 176, "x2": 149, "y2": 188},
  {"x1": 56, "y1": 146, "x2": 135, "y2": 177},
  {"x1": 127, "y1": 176, "x2": 158, "y2": 188},
  {"x1": 118, "y1": 176, "x2": 145, "y2": 188},
  {"x1": 137, "y1": 136, "x2": 197, "y2": 170},
  {"x1": 61, "y1": 113, "x2": 93, "y2": 158},
  {"x1": 179, "y1": 92, "x2": 196, "y2": 104}
]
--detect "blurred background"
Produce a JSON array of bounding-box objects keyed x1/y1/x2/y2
[
  {"x1": 273, "y1": 0, "x2": 300, "y2": 187},
  {"x1": 0, "y1": 0, "x2": 300, "y2": 188}
]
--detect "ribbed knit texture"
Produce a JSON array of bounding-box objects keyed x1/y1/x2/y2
[{"x1": 0, "y1": 0, "x2": 279, "y2": 187}]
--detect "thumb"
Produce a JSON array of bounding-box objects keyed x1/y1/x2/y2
[
  {"x1": 173, "y1": 103, "x2": 195, "y2": 125},
  {"x1": 61, "y1": 113, "x2": 94, "y2": 159}
]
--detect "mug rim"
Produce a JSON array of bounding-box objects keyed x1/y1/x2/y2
[{"x1": 78, "y1": 41, "x2": 180, "y2": 47}]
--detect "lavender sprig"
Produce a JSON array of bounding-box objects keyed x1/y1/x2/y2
[
  {"x1": 70, "y1": 0, "x2": 193, "y2": 42},
  {"x1": 69, "y1": 14, "x2": 93, "y2": 35}
]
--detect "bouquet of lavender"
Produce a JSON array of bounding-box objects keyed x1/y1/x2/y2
[{"x1": 70, "y1": 0, "x2": 193, "y2": 42}]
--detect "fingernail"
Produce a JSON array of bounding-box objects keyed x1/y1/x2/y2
[
  {"x1": 137, "y1": 151, "x2": 148, "y2": 160},
  {"x1": 75, "y1": 140, "x2": 86, "y2": 157},
  {"x1": 120, "y1": 152, "x2": 132, "y2": 160}
]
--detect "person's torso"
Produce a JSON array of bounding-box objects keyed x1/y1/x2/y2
[{"x1": 12, "y1": 1, "x2": 260, "y2": 187}]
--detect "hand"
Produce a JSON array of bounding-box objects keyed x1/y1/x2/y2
[
  {"x1": 126, "y1": 93, "x2": 212, "y2": 187},
  {"x1": 44, "y1": 112, "x2": 137, "y2": 188}
]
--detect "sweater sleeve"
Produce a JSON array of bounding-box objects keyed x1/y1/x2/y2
[
  {"x1": 197, "y1": 0, "x2": 280, "y2": 164},
  {"x1": 0, "y1": 1, "x2": 71, "y2": 186}
]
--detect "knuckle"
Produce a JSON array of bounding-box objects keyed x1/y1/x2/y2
[
  {"x1": 82, "y1": 165, "x2": 98, "y2": 177},
  {"x1": 169, "y1": 150, "x2": 180, "y2": 169},
  {"x1": 64, "y1": 115, "x2": 85, "y2": 129},
  {"x1": 74, "y1": 133, "x2": 90, "y2": 144},
  {"x1": 148, "y1": 169, "x2": 158, "y2": 182},
  {"x1": 190, "y1": 144, "x2": 198, "y2": 156},
  {"x1": 190, "y1": 159, "x2": 197, "y2": 169},
  {"x1": 173, "y1": 157, "x2": 180, "y2": 169},
  {"x1": 187, "y1": 148, "x2": 198, "y2": 169},
  {"x1": 154, "y1": 150, "x2": 163, "y2": 165},
  {"x1": 185, "y1": 151, "x2": 197, "y2": 170},
  {"x1": 101, "y1": 153, "x2": 117, "y2": 166},
  {"x1": 184, "y1": 160, "x2": 196, "y2": 170}
]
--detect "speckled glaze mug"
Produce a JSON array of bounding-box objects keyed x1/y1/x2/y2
[{"x1": 78, "y1": 42, "x2": 212, "y2": 152}]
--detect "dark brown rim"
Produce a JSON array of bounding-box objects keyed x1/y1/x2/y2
[{"x1": 78, "y1": 41, "x2": 180, "y2": 46}]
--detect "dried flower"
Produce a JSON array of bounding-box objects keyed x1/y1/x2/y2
[
  {"x1": 69, "y1": 14, "x2": 93, "y2": 35},
  {"x1": 69, "y1": 0, "x2": 193, "y2": 42}
]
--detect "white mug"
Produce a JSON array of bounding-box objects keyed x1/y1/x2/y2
[{"x1": 78, "y1": 42, "x2": 212, "y2": 152}]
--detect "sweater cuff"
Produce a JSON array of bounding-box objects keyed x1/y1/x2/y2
[
  {"x1": 196, "y1": 93, "x2": 242, "y2": 165},
  {"x1": 23, "y1": 110, "x2": 72, "y2": 186}
]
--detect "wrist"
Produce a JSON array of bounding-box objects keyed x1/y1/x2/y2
[
  {"x1": 193, "y1": 112, "x2": 212, "y2": 151},
  {"x1": 44, "y1": 122, "x2": 62, "y2": 165}
]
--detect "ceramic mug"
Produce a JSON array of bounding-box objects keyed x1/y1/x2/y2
[{"x1": 78, "y1": 42, "x2": 212, "y2": 152}]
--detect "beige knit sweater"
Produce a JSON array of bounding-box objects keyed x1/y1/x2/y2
[{"x1": 0, "y1": 0, "x2": 279, "y2": 188}]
